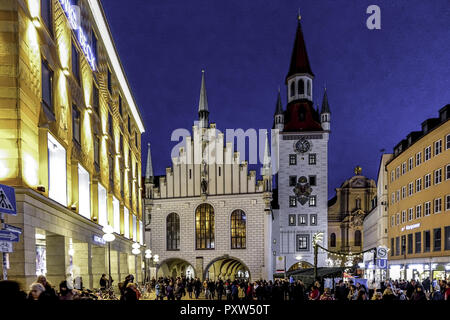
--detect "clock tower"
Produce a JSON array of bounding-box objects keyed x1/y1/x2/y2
[{"x1": 271, "y1": 14, "x2": 331, "y2": 275}]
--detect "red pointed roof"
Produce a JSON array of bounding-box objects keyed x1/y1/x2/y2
[{"x1": 286, "y1": 20, "x2": 314, "y2": 82}]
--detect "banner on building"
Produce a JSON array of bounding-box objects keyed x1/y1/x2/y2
[{"x1": 276, "y1": 256, "x2": 285, "y2": 273}]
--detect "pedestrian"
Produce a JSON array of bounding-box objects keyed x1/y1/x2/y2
[
  {"x1": 187, "y1": 279, "x2": 193, "y2": 299},
  {"x1": 431, "y1": 285, "x2": 443, "y2": 301},
  {"x1": 122, "y1": 283, "x2": 140, "y2": 302},
  {"x1": 99, "y1": 274, "x2": 108, "y2": 290},
  {"x1": 59, "y1": 280, "x2": 74, "y2": 300},
  {"x1": 411, "y1": 285, "x2": 427, "y2": 301},
  {"x1": 174, "y1": 281, "x2": 183, "y2": 300},
  {"x1": 308, "y1": 285, "x2": 320, "y2": 300},
  {"x1": 36, "y1": 275, "x2": 58, "y2": 300},
  {"x1": 166, "y1": 281, "x2": 175, "y2": 300},
  {"x1": 27, "y1": 283, "x2": 46, "y2": 300},
  {"x1": 319, "y1": 288, "x2": 334, "y2": 300},
  {"x1": 0, "y1": 280, "x2": 26, "y2": 301}
]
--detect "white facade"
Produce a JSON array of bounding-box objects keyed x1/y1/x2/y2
[
  {"x1": 272, "y1": 131, "x2": 329, "y2": 272},
  {"x1": 363, "y1": 154, "x2": 393, "y2": 251},
  {"x1": 144, "y1": 72, "x2": 273, "y2": 281}
]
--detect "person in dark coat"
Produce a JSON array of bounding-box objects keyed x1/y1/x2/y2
[
  {"x1": 0, "y1": 280, "x2": 26, "y2": 301},
  {"x1": 36, "y1": 275, "x2": 58, "y2": 301},
  {"x1": 334, "y1": 280, "x2": 349, "y2": 301}
]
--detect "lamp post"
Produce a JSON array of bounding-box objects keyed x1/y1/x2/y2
[
  {"x1": 102, "y1": 225, "x2": 115, "y2": 288},
  {"x1": 132, "y1": 242, "x2": 141, "y2": 283},
  {"x1": 144, "y1": 249, "x2": 152, "y2": 283}
]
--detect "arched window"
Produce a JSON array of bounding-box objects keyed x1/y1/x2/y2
[
  {"x1": 307, "y1": 80, "x2": 311, "y2": 96},
  {"x1": 298, "y1": 79, "x2": 305, "y2": 95},
  {"x1": 354, "y1": 230, "x2": 362, "y2": 246},
  {"x1": 330, "y1": 233, "x2": 336, "y2": 247},
  {"x1": 231, "y1": 210, "x2": 246, "y2": 249},
  {"x1": 290, "y1": 81, "x2": 295, "y2": 97},
  {"x1": 195, "y1": 203, "x2": 215, "y2": 249},
  {"x1": 166, "y1": 213, "x2": 180, "y2": 250}
]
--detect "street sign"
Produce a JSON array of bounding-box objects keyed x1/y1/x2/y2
[
  {"x1": 376, "y1": 259, "x2": 388, "y2": 269},
  {"x1": 0, "y1": 184, "x2": 17, "y2": 215},
  {"x1": 2, "y1": 224, "x2": 22, "y2": 234},
  {"x1": 0, "y1": 241, "x2": 13, "y2": 253},
  {"x1": 377, "y1": 246, "x2": 388, "y2": 259},
  {"x1": 0, "y1": 230, "x2": 20, "y2": 242}
]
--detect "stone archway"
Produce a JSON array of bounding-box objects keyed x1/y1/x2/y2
[
  {"x1": 156, "y1": 258, "x2": 196, "y2": 279},
  {"x1": 203, "y1": 256, "x2": 251, "y2": 281}
]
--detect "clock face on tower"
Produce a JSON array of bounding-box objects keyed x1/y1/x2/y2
[{"x1": 294, "y1": 139, "x2": 310, "y2": 153}]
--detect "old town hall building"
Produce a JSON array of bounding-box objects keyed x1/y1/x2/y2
[
  {"x1": 271, "y1": 16, "x2": 331, "y2": 274},
  {"x1": 143, "y1": 71, "x2": 273, "y2": 281}
]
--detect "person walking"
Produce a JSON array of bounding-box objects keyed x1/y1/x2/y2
[
  {"x1": 166, "y1": 281, "x2": 175, "y2": 300},
  {"x1": 36, "y1": 275, "x2": 58, "y2": 300},
  {"x1": 27, "y1": 283, "x2": 46, "y2": 300}
]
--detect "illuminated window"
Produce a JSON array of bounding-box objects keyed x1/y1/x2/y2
[
  {"x1": 309, "y1": 195, "x2": 317, "y2": 207},
  {"x1": 231, "y1": 210, "x2": 246, "y2": 249},
  {"x1": 113, "y1": 196, "x2": 120, "y2": 234},
  {"x1": 298, "y1": 214, "x2": 307, "y2": 225},
  {"x1": 289, "y1": 196, "x2": 297, "y2": 207},
  {"x1": 288, "y1": 214, "x2": 296, "y2": 226},
  {"x1": 296, "y1": 234, "x2": 309, "y2": 251},
  {"x1": 124, "y1": 207, "x2": 130, "y2": 238},
  {"x1": 98, "y1": 183, "x2": 107, "y2": 227},
  {"x1": 48, "y1": 134, "x2": 67, "y2": 206},
  {"x1": 41, "y1": 60, "x2": 53, "y2": 113},
  {"x1": 78, "y1": 164, "x2": 90, "y2": 219},
  {"x1": 167, "y1": 212, "x2": 180, "y2": 251},
  {"x1": 132, "y1": 215, "x2": 137, "y2": 242},
  {"x1": 308, "y1": 154, "x2": 316, "y2": 165},
  {"x1": 289, "y1": 154, "x2": 297, "y2": 165},
  {"x1": 298, "y1": 79, "x2": 304, "y2": 95},
  {"x1": 195, "y1": 203, "x2": 215, "y2": 249}
]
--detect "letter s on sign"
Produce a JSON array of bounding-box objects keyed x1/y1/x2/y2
[{"x1": 366, "y1": 5, "x2": 381, "y2": 30}]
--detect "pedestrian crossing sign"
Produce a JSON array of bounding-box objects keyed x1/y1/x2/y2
[{"x1": 0, "y1": 184, "x2": 17, "y2": 215}]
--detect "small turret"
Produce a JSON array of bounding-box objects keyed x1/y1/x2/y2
[
  {"x1": 320, "y1": 88, "x2": 331, "y2": 131},
  {"x1": 273, "y1": 88, "x2": 284, "y2": 131},
  {"x1": 198, "y1": 70, "x2": 209, "y2": 129}
]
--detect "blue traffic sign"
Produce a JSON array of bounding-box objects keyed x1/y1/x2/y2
[
  {"x1": 3, "y1": 224, "x2": 22, "y2": 234},
  {"x1": 0, "y1": 184, "x2": 16, "y2": 215},
  {"x1": 0, "y1": 230, "x2": 20, "y2": 242},
  {"x1": 376, "y1": 259, "x2": 388, "y2": 269}
]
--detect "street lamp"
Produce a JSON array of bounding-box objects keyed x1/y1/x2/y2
[{"x1": 102, "y1": 225, "x2": 115, "y2": 288}]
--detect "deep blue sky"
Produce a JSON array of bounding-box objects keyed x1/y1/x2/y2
[{"x1": 101, "y1": 0, "x2": 450, "y2": 198}]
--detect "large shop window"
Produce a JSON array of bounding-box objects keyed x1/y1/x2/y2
[
  {"x1": 78, "y1": 164, "x2": 90, "y2": 219},
  {"x1": 113, "y1": 196, "x2": 120, "y2": 234},
  {"x1": 195, "y1": 203, "x2": 215, "y2": 249},
  {"x1": 124, "y1": 207, "x2": 130, "y2": 239},
  {"x1": 98, "y1": 184, "x2": 107, "y2": 227},
  {"x1": 231, "y1": 210, "x2": 246, "y2": 249},
  {"x1": 132, "y1": 215, "x2": 137, "y2": 242},
  {"x1": 48, "y1": 134, "x2": 67, "y2": 206},
  {"x1": 167, "y1": 213, "x2": 180, "y2": 251}
]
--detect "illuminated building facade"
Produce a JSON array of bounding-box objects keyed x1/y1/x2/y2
[
  {"x1": 387, "y1": 105, "x2": 450, "y2": 281},
  {"x1": 143, "y1": 71, "x2": 273, "y2": 281},
  {"x1": 0, "y1": 0, "x2": 145, "y2": 289}
]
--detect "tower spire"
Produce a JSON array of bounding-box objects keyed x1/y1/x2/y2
[
  {"x1": 198, "y1": 70, "x2": 209, "y2": 128},
  {"x1": 145, "y1": 143, "x2": 154, "y2": 182},
  {"x1": 286, "y1": 13, "x2": 314, "y2": 83},
  {"x1": 321, "y1": 87, "x2": 330, "y2": 114}
]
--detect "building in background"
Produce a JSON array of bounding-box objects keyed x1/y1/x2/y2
[
  {"x1": 0, "y1": 0, "x2": 145, "y2": 289},
  {"x1": 271, "y1": 15, "x2": 330, "y2": 274},
  {"x1": 143, "y1": 71, "x2": 273, "y2": 281},
  {"x1": 363, "y1": 153, "x2": 393, "y2": 281},
  {"x1": 327, "y1": 168, "x2": 376, "y2": 266},
  {"x1": 387, "y1": 105, "x2": 450, "y2": 281}
]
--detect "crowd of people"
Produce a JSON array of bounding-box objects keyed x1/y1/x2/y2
[
  {"x1": 0, "y1": 274, "x2": 449, "y2": 302},
  {"x1": 148, "y1": 276, "x2": 450, "y2": 301}
]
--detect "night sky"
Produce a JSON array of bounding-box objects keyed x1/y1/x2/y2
[{"x1": 101, "y1": 0, "x2": 450, "y2": 198}]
